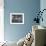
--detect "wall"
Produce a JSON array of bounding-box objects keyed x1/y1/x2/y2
[
  {"x1": 4, "y1": 0, "x2": 40, "y2": 42},
  {"x1": 40, "y1": 0, "x2": 46, "y2": 27}
]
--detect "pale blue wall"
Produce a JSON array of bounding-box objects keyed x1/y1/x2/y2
[
  {"x1": 40, "y1": 0, "x2": 46, "y2": 27},
  {"x1": 4, "y1": 0, "x2": 40, "y2": 42}
]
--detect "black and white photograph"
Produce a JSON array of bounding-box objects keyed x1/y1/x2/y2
[{"x1": 10, "y1": 13, "x2": 24, "y2": 24}]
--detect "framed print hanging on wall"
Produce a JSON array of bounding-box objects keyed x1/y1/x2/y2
[{"x1": 10, "y1": 13, "x2": 24, "y2": 24}]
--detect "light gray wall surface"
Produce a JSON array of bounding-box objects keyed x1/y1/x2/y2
[{"x1": 40, "y1": 0, "x2": 46, "y2": 27}]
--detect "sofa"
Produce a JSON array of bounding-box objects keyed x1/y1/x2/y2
[{"x1": 32, "y1": 25, "x2": 46, "y2": 46}]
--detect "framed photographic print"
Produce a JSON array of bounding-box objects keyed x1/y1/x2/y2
[{"x1": 10, "y1": 13, "x2": 24, "y2": 24}]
